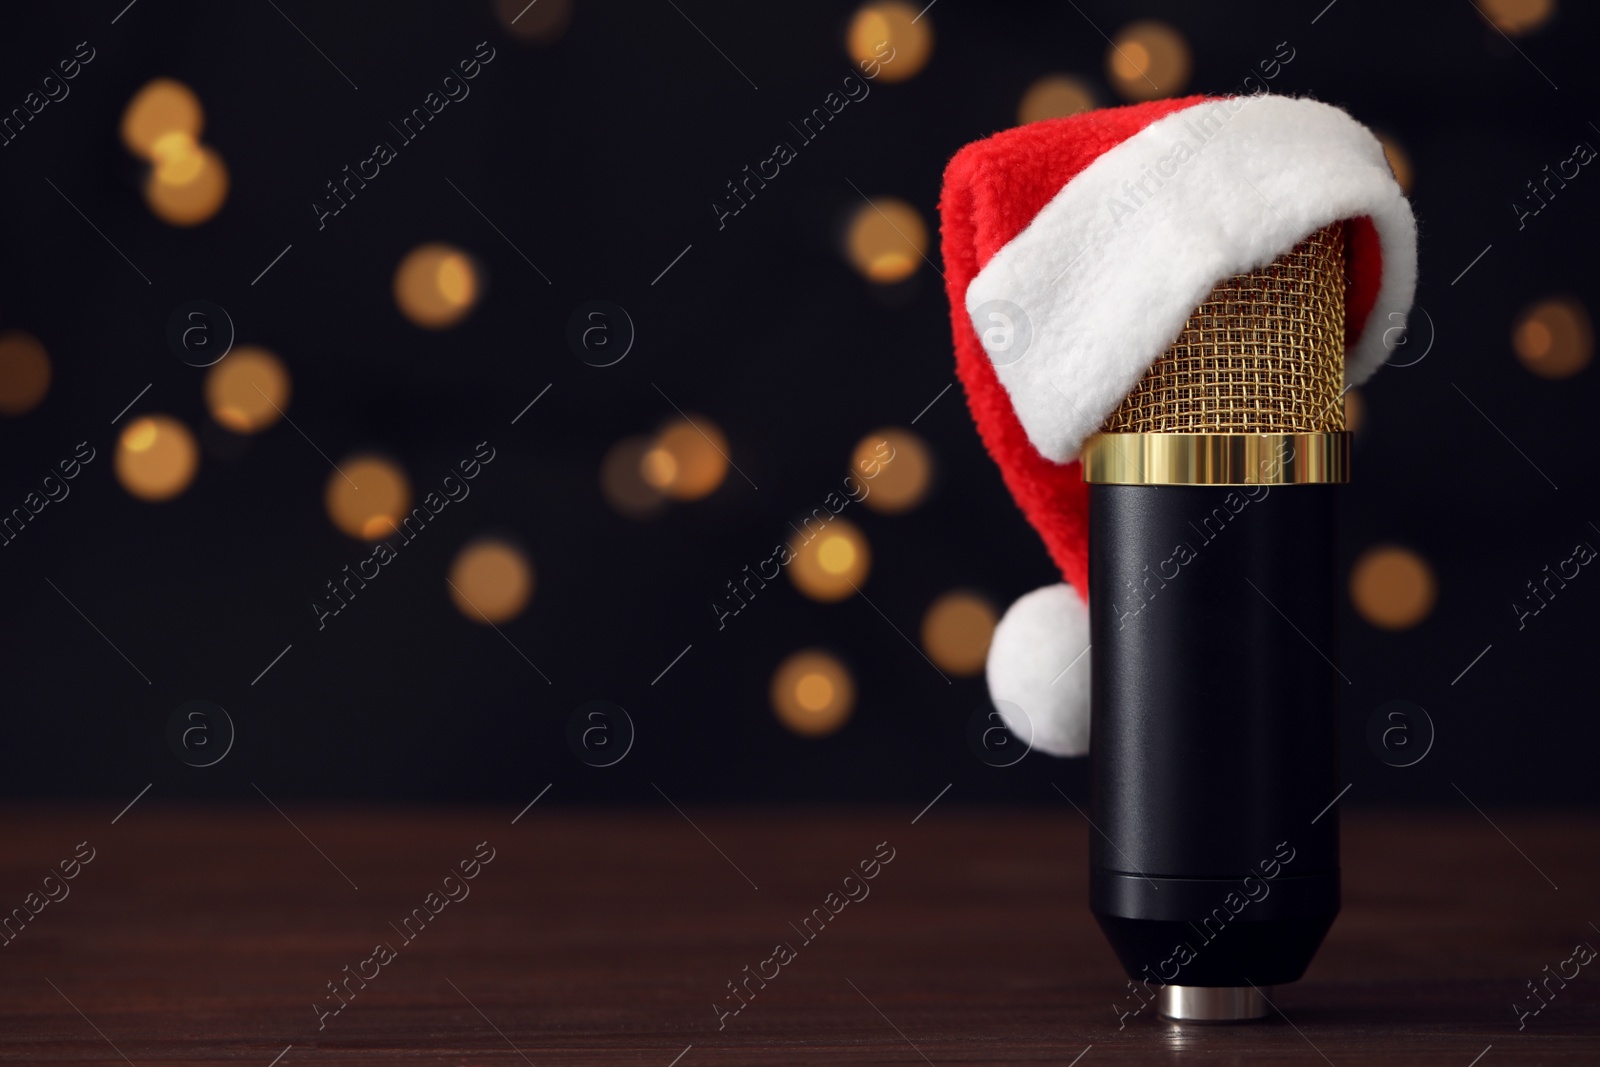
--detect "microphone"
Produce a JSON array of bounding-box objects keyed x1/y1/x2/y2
[
  {"x1": 937, "y1": 93, "x2": 1416, "y2": 1025},
  {"x1": 1081, "y1": 223, "x2": 1347, "y2": 1021}
]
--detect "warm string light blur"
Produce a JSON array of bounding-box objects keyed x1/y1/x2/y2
[
  {"x1": 1018, "y1": 74, "x2": 1096, "y2": 125},
  {"x1": 115, "y1": 415, "x2": 199, "y2": 501},
  {"x1": 1378, "y1": 134, "x2": 1414, "y2": 195},
  {"x1": 205, "y1": 346, "x2": 291, "y2": 434},
  {"x1": 845, "y1": 1, "x2": 932, "y2": 83},
  {"x1": 1513, "y1": 297, "x2": 1593, "y2": 379},
  {"x1": 1106, "y1": 20, "x2": 1191, "y2": 101},
  {"x1": 0, "y1": 330, "x2": 51, "y2": 416},
  {"x1": 788, "y1": 517, "x2": 871, "y2": 602},
  {"x1": 449, "y1": 539, "x2": 534, "y2": 623},
  {"x1": 770, "y1": 649, "x2": 855, "y2": 737},
  {"x1": 600, "y1": 416, "x2": 735, "y2": 517},
  {"x1": 1479, "y1": 0, "x2": 1557, "y2": 35},
  {"x1": 920, "y1": 591, "x2": 997, "y2": 677},
  {"x1": 844, "y1": 198, "x2": 928, "y2": 284},
  {"x1": 600, "y1": 435, "x2": 668, "y2": 519},
  {"x1": 852, "y1": 427, "x2": 931, "y2": 513},
  {"x1": 1349, "y1": 545, "x2": 1437, "y2": 630},
  {"x1": 121, "y1": 78, "x2": 228, "y2": 226},
  {"x1": 641, "y1": 417, "x2": 729, "y2": 501},
  {"x1": 1344, "y1": 388, "x2": 1365, "y2": 435},
  {"x1": 146, "y1": 142, "x2": 229, "y2": 226},
  {"x1": 326, "y1": 456, "x2": 412, "y2": 541},
  {"x1": 120, "y1": 78, "x2": 201, "y2": 157},
  {"x1": 495, "y1": 0, "x2": 572, "y2": 43},
  {"x1": 394, "y1": 243, "x2": 481, "y2": 329}
]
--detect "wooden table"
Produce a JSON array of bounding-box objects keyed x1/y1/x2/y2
[{"x1": 4, "y1": 805, "x2": 1597, "y2": 1064}]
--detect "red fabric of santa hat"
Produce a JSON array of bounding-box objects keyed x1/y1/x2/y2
[{"x1": 939, "y1": 94, "x2": 1418, "y2": 757}]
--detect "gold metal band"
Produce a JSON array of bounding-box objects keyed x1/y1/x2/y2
[{"x1": 1079, "y1": 432, "x2": 1349, "y2": 486}]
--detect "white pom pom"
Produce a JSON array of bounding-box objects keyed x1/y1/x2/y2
[{"x1": 986, "y1": 583, "x2": 1092, "y2": 757}]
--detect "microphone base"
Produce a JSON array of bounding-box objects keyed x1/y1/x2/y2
[
  {"x1": 1091, "y1": 868, "x2": 1338, "y2": 987},
  {"x1": 1157, "y1": 985, "x2": 1271, "y2": 1022}
]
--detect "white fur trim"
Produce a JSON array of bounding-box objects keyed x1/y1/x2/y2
[
  {"x1": 965, "y1": 95, "x2": 1418, "y2": 463},
  {"x1": 987, "y1": 583, "x2": 1091, "y2": 757}
]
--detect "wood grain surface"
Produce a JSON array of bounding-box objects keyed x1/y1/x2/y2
[{"x1": 2, "y1": 804, "x2": 1597, "y2": 1065}]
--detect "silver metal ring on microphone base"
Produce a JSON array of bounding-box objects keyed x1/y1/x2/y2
[{"x1": 1157, "y1": 985, "x2": 1271, "y2": 1022}]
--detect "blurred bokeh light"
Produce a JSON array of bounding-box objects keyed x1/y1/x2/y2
[
  {"x1": 789, "y1": 517, "x2": 871, "y2": 602},
  {"x1": 394, "y1": 243, "x2": 480, "y2": 329},
  {"x1": 1378, "y1": 133, "x2": 1414, "y2": 196},
  {"x1": 120, "y1": 78, "x2": 203, "y2": 159},
  {"x1": 144, "y1": 141, "x2": 228, "y2": 226},
  {"x1": 0, "y1": 330, "x2": 51, "y2": 417},
  {"x1": 121, "y1": 78, "x2": 227, "y2": 226},
  {"x1": 1350, "y1": 545, "x2": 1437, "y2": 630},
  {"x1": 770, "y1": 649, "x2": 855, "y2": 737},
  {"x1": 449, "y1": 539, "x2": 535, "y2": 623},
  {"x1": 1344, "y1": 388, "x2": 1364, "y2": 434},
  {"x1": 853, "y1": 427, "x2": 931, "y2": 514},
  {"x1": 115, "y1": 415, "x2": 199, "y2": 501},
  {"x1": 1513, "y1": 297, "x2": 1593, "y2": 379},
  {"x1": 1480, "y1": 0, "x2": 1556, "y2": 35},
  {"x1": 495, "y1": 0, "x2": 572, "y2": 43},
  {"x1": 205, "y1": 346, "x2": 290, "y2": 434},
  {"x1": 1106, "y1": 20, "x2": 1191, "y2": 101},
  {"x1": 1018, "y1": 74, "x2": 1095, "y2": 125},
  {"x1": 600, "y1": 435, "x2": 668, "y2": 519},
  {"x1": 920, "y1": 591, "x2": 997, "y2": 677},
  {"x1": 844, "y1": 197, "x2": 928, "y2": 284},
  {"x1": 151, "y1": 132, "x2": 205, "y2": 184},
  {"x1": 845, "y1": 1, "x2": 932, "y2": 83},
  {"x1": 326, "y1": 455, "x2": 412, "y2": 541},
  {"x1": 642, "y1": 417, "x2": 729, "y2": 501}
]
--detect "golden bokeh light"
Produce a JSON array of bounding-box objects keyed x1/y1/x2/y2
[
  {"x1": 642, "y1": 417, "x2": 729, "y2": 501},
  {"x1": 1344, "y1": 388, "x2": 1364, "y2": 435},
  {"x1": 921, "y1": 591, "x2": 997, "y2": 677},
  {"x1": 152, "y1": 131, "x2": 205, "y2": 184},
  {"x1": 1018, "y1": 74, "x2": 1096, "y2": 125},
  {"x1": 1349, "y1": 545, "x2": 1437, "y2": 630},
  {"x1": 0, "y1": 330, "x2": 52, "y2": 416},
  {"x1": 788, "y1": 517, "x2": 871, "y2": 602},
  {"x1": 846, "y1": 1, "x2": 932, "y2": 83},
  {"x1": 115, "y1": 415, "x2": 199, "y2": 502},
  {"x1": 1512, "y1": 297, "x2": 1593, "y2": 379},
  {"x1": 449, "y1": 539, "x2": 535, "y2": 624},
  {"x1": 495, "y1": 0, "x2": 572, "y2": 43},
  {"x1": 121, "y1": 78, "x2": 203, "y2": 159},
  {"x1": 1480, "y1": 0, "x2": 1556, "y2": 35},
  {"x1": 771, "y1": 649, "x2": 855, "y2": 737},
  {"x1": 205, "y1": 346, "x2": 291, "y2": 434},
  {"x1": 144, "y1": 142, "x2": 229, "y2": 226},
  {"x1": 123, "y1": 78, "x2": 226, "y2": 226},
  {"x1": 1378, "y1": 134, "x2": 1414, "y2": 195},
  {"x1": 1106, "y1": 20, "x2": 1192, "y2": 101},
  {"x1": 852, "y1": 427, "x2": 931, "y2": 514},
  {"x1": 325, "y1": 456, "x2": 412, "y2": 541},
  {"x1": 845, "y1": 197, "x2": 928, "y2": 284},
  {"x1": 600, "y1": 435, "x2": 668, "y2": 519},
  {"x1": 394, "y1": 243, "x2": 480, "y2": 329}
]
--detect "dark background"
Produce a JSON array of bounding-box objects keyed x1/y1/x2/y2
[{"x1": 0, "y1": 0, "x2": 1594, "y2": 807}]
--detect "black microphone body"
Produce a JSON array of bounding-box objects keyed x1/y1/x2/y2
[
  {"x1": 1088, "y1": 481, "x2": 1340, "y2": 993},
  {"x1": 1077, "y1": 222, "x2": 1351, "y2": 1020}
]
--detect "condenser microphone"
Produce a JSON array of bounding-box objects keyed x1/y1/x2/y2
[
  {"x1": 1081, "y1": 224, "x2": 1347, "y2": 1021},
  {"x1": 937, "y1": 93, "x2": 1416, "y2": 1026}
]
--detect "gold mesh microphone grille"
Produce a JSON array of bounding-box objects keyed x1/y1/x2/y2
[{"x1": 1101, "y1": 223, "x2": 1347, "y2": 435}]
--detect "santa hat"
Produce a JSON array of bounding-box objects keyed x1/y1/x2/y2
[{"x1": 939, "y1": 94, "x2": 1417, "y2": 756}]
